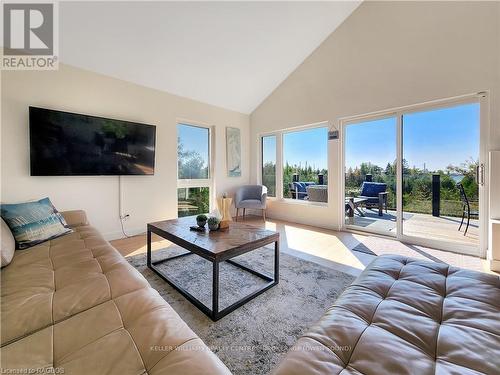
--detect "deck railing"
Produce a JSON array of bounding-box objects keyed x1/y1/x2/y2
[{"x1": 346, "y1": 172, "x2": 478, "y2": 218}]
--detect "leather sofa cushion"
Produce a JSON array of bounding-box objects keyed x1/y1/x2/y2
[
  {"x1": 61, "y1": 210, "x2": 89, "y2": 227},
  {"x1": 273, "y1": 255, "x2": 500, "y2": 375},
  {"x1": 1, "y1": 225, "x2": 149, "y2": 345},
  {"x1": 2, "y1": 288, "x2": 230, "y2": 375}
]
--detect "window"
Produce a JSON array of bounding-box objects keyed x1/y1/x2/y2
[
  {"x1": 177, "y1": 123, "x2": 211, "y2": 217},
  {"x1": 177, "y1": 124, "x2": 210, "y2": 179},
  {"x1": 283, "y1": 127, "x2": 328, "y2": 202},
  {"x1": 260, "y1": 124, "x2": 328, "y2": 204},
  {"x1": 177, "y1": 187, "x2": 210, "y2": 217},
  {"x1": 261, "y1": 135, "x2": 276, "y2": 197}
]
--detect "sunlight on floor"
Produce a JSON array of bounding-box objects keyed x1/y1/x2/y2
[
  {"x1": 264, "y1": 221, "x2": 277, "y2": 231},
  {"x1": 283, "y1": 224, "x2": 366, "y2": 270},
  {"x1": 115, "y1": 235, "x2": 172, "y2": 257}
]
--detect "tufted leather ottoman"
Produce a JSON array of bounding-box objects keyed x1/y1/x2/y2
[{"x1": 273, "y1": 254, "x2": 500, "y2": 375}]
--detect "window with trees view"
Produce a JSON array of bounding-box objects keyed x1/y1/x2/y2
[
  {"x1": 177, "y1": 123, "x2": 211, "y2": 217},
  {"x1": 261, "y1": 135, "x2": 276, "y2": 197},
  {"x1": 283, "y1": 127, "x2": 328, "y2": 201},
  {"x1": 260, "y1": 125, "x2": 328, "y2": 203}
]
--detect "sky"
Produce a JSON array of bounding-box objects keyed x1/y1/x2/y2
[
  {"x1": 177, "y1": 123, "x2": 209, "y2": 167},
  {"x1": 282, "y1": 127, "x2": 328, "y2": 169},
  {"x1": 262, "y1": 135, "x2": 276, "y2": 164},
  {"x1": 179, "y1": 103, "x2": 479, "y2": 174},
  {"x1": 345, "y1": 103, "x2": 480, "y2": 171}
]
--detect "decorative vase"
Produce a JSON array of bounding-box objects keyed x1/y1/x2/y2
[
  {"x1": 217, "y1": 197, "x2": 233, "y2": 230},
  {"x1": 208, "y1": 223, "x2": 220, "y2": 231}
]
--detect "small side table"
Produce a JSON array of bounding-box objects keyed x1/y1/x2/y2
[{"x1": 217, "y1": 197, "x2": 233, "y2": 229}]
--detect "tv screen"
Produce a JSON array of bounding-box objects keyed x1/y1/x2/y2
[{"x1": 29, "y1": 107, "x2": 156, "y2": 176}]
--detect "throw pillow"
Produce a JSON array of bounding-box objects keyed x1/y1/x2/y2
[{"x1": 0, "y1": 198, "x2": 72, "y2": 249}]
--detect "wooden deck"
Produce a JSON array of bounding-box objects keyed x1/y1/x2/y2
[{"x1": 347, "y1": 209, "x2": 479, "y2": 246}]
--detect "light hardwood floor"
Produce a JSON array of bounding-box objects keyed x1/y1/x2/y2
[{"x1": 111, "y1": 215, "x2": 494, "y2": 277}]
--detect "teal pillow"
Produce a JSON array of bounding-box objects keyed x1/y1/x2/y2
[{"x1": 0, "y1": 198, "x2": 72, "y2": 249}]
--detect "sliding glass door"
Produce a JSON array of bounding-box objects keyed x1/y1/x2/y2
[
  {"x1": 343, "y1": 97, "x2": 484, "y2": 254},
  {"x1": 344, "y1": 116, "x2": 398, "y2": 236},
  {"x1": 401, "y1": 103, "x2": 480, "y2": 247}
]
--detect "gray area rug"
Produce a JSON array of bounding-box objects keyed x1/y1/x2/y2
[{"x1": 127, "y1": 246, "x2": 355, "y2": 375}]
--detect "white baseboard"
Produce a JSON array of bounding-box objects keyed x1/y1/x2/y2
[
  {"x1": 103, "y1": 226, "x2": 145, "y2": 241},
  {"x1": 490, "y1": 259, "x2": 500, "y2": 272}
]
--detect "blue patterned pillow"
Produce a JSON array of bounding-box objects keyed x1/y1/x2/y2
[{"x1": 0, "y1": 198, "x2": 72, "y2": 249}]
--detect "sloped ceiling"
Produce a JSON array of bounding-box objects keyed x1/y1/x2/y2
[{"x1": 60, "y1": 1, "x2": 361, "y2": 114}]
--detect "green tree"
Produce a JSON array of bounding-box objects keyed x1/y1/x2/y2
[
  {"x1": 446, "y1": 158, "x2": 479, "y2": 201},
  {"x1": 177, "y1": 139, "x2": 210, "y2": 217},
  {"x1": 177, "y1": 138, "x2": 208, "y2": 179},
  {"x1": 345, "y1": 158, "x2": 477, "y2": 217},
  {"x1": 262, "y1": 161, "x2": 276, "y2": 196}
]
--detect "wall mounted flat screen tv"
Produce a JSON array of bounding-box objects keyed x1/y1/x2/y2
[{"x1": 30, "y1": 107, "x2": 156, "y2": 176}]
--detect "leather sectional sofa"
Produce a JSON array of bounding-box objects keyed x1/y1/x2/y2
[
  {"x1": 1, "y1": 210, "x2": 231, "y2": 375},
  {"x1": 273, "y1": 254, "x2": 500, "y2": 375},
  {"x1": 2, "y1": 211, "x2": 499, "y2": 375}
]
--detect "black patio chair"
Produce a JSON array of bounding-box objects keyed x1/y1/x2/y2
[{"x1": 457, "y1": 183, "x2": 479, "y2": 236}]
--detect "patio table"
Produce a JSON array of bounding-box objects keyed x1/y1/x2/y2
[{"x1": 345, "y1": 197, "x2": 368, "y2": 218}]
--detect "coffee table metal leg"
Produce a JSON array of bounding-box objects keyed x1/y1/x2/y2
[
  {"x1": 147, "y1": 229, "x2": 152, "y2": 268},
  {"x1": 212, "y1": 260, "x2": 219, "y2": 319},
  {"x1": 274, "y1": 240, "x2": 280, "y2": 283}
]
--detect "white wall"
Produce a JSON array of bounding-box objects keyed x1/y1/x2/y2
[
  {"x1": 1, "y1": 1, "x2": 498, "y2": 242},
  {"x1": 1, "y1": 64, "x2": 250, "y2": 239},
  {"x1": 250, "y1": 1, "x2": 500, "y2": 230}
]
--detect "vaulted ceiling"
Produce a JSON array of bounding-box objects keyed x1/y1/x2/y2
[{"x1": 60, "y1": 1, "x2": 361, "y2": 114}]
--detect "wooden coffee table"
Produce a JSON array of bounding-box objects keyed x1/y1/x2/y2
[{"x1": 147, "y1": 216, "x2": 280, "y2": 321}]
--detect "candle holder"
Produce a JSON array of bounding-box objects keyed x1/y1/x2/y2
[{"x1": 217, "y1": 197, "x2": 233, "y2": 230}]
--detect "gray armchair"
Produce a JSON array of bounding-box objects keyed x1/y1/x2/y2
[{"x1": 234, "y1": 185, "x2": 267, "y2": 221}]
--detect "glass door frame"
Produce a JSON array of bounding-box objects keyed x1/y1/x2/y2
[
  {"x1": 341, "y1": 112, "x2": 399, "y2": 239},
  {"x1": 340, "y1": 93, "x2": 489, "y2": 257}
]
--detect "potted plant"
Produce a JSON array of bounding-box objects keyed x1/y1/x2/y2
[
  {"x1": 196, "y1": 214, "x2": 208, "y2": 228},
  {"x1": 208, "y1": 216, "x2": 220, "y2": 231}
]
